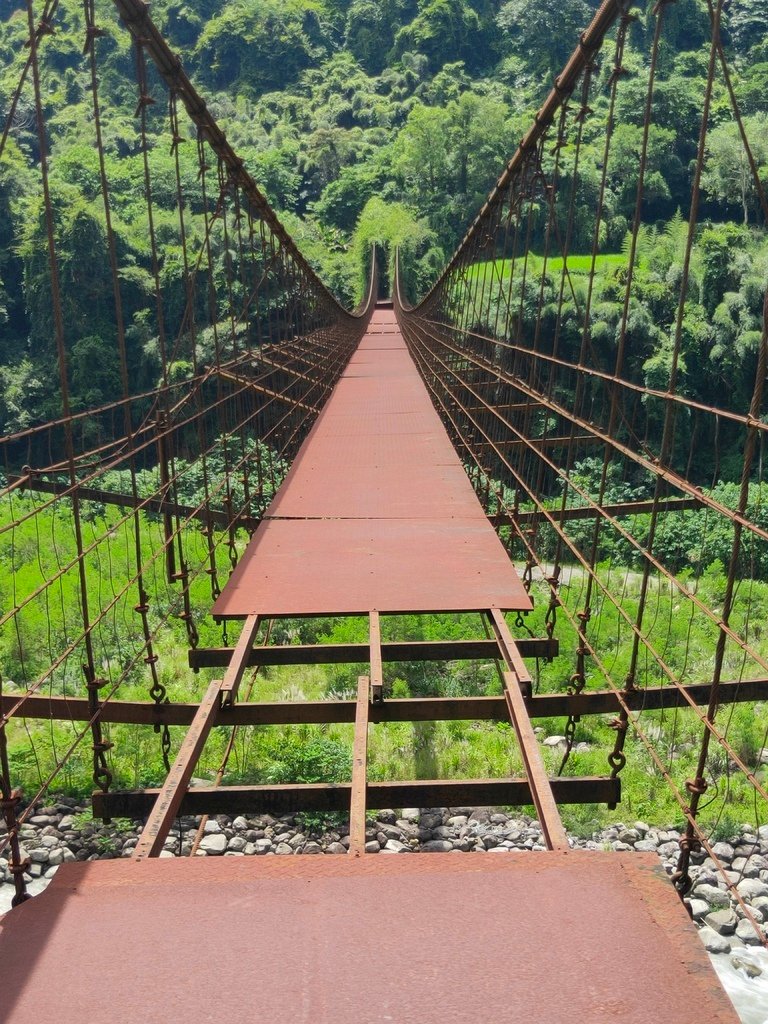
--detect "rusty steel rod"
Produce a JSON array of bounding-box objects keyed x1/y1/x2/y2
[
  {"x1": 132, "y1": 676, "x2": 224, "y2": 858},
  {"x1": 132, "y1": 617, "x2": 260, "y2": 856},
  {"x1": 369, "y1": 611, "x2": 384, "y2": 704},
  {"x1": 349, "y1": 675, "x2": 371, "y2": 857}
]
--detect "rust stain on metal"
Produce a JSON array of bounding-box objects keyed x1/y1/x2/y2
[
  {"x1": 0, "y1": 852, "x2": 738, "y2": 1023},
  {"x1": 213, "y1": 309, "x2": 531, "y2": 617}
]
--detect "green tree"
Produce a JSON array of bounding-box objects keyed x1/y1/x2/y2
[
  {"x1": 496, "y1": 0, "x2": 596, "y2": 81},
  {"x1": 344, "y1": 0, "x2": 418, "y2": 73},
  {"x1": 393, "y1": 103, "x2": 452, "y2": 198},
  {"x1": 701, "y1": 114, "x2": 768, "y2": 225},
  {"x1": 394, "y1": 0, "x2": 487, "y2": 72},
  {"x1": 352, "y1": 196, "x2": 443, "y2": 299},
  {"x1": 194, "y1": 0, "x2": 331, "y2": 96},
  {"x1": 69, "y1": 335, "x2": 123, "y2": 411}
]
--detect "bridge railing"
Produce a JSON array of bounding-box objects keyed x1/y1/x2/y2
[
  {"x1": 397, "y1": 0, "x2": 768, "y2": 934},
  {"x1": 0, "y1": 0, "x2": 374, "y2": 902}
]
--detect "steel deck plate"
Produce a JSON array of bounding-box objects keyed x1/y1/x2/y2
[
  {"x1": 213, "y1": 517, "x2": 528, "y2": 615},
  {"x1": 0, "y1": 852, "x2": 737, "y2": 1023},
  {"x1": 213, "y1": 309, "x2": 530, "y2": 616},
  {"x1": 266, "y1": 459, "x2": 482, "y2": 519}
]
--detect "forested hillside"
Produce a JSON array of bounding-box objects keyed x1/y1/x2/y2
[
  {"x1": 1, "y1": 0, "x2": 768, "y2": 438},
  {"x1": 5, "y1": 0, "x2": 768, "y2": 827}
]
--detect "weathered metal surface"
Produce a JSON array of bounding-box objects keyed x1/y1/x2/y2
[
  {"x1": 7, "y1": 675, "x2": 764, "y2": 728},
  {"x1": 131, "y1": 676, "x2": 224, "y2": 859},
  {"x1": 134, "y1": 616, "x2": 261, "y2": 857},
  {"x1": 349, "y1": 674, "x2": 370, "y2": 856},
  {"x1": 213, "y1": 518, "x2": 530, "y2": 616},
  {"x1": 0, "y1": 852, "x2": 737, "y2": 1023},
  {"x1": 212, "y1": 312, "x2": 530, "y2": 617},
  {"x1": 368, "y1": 611, "x2": 384, "y2": 704},
  {"x1": 187, "y1": 637, "x2": 559, "y2": 666},
  {"x1": 92, "y1": 776, "x2": 620, "y2": 818},
  {"x1": 488, "y1": 610, "x2": 568, "y2": 851}
]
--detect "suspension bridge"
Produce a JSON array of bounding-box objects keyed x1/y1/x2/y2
[{"x1": 1, "y1": 0, "x2": 766, "y2": 1019}]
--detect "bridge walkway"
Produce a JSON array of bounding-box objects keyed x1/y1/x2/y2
[{"x1": 212, "y1": 303, "x2": 530, "y2": 618}]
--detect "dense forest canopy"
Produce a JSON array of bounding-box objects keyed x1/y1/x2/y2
[{"x1": 0, "y1": 0, "x2": 767, "y2": 445}]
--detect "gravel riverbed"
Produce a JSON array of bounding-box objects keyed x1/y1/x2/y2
[{"x1": 3, "y1": 801, "x2": 768, "y2": 1021}]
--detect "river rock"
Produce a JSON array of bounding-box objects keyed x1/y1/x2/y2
[
  {"x1": 383, "y1": 839, "x2": 409, "y2": 854},
  {"x1": 378, "y1": 823, "x2": 405, "y2": 841},
  {"x1": 693, "y1": 883, "x2": 730, "y2": 907},
  {"x1": 199, "y1": 834, "x2": 227, "y2": 855},
  {"x1": 687, "y1": 898, "x2": 709, "y2": 921},
  {"x1": 634, "y1": 840, "x2": 658, "y2": 853},
  {"x1": 699, "y1": 926, "x2": 731, "y2": 954},
  {"x1": 705, "y1": 908, "x2": 738, "y2": 935},
  {"x1": 618, "y1": 828, "x2": 640, "y2": 844},
  {"x1": 731, "y1": 950, "x2": 763, "y2": 977},
  {"x1": 737, "y1": 878, "x2": 768, "y2": 900},
  {"x1": 735, "y1": 918, "x2": 763, "y2": 946},
  {"x1": 468, "y1": 808, "x2": 491, "y2": 824},
  {"x1": 712, "y1": 842, "x2": 735, "y2": 862}
]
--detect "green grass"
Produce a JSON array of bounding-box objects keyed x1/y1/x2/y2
[
  {"x1": 466, "y1": 252, "x2": 627, "y2": 285},
  {"x1": 4, "y1": 492, "x2": 768, "y2": 840}
]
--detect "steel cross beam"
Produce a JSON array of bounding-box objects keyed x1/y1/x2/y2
[
  {"x1": 496, "y1": 497, "x2": 702, "y2": 527},
  {"x1": 349, "y1": 613, "x2": 384, "y2": 855},
  {"x1": 94, "y1": 776, "x2": 620, "y2": 819},
  {"x1": 369, "y1": 611, "x2": 384, "y2": 705},
  {"x1": 12, "y1": 475, "x2": 259, "y2": 532},
  {"x1": 9, "y1": 677, "x2": 764, "y2": 729},
  {"x1": 214, "y1": 367, "x2": 321, "y2": 414},
  {"x1": 132, "y1": 614, "x2": 260, "y2": 858},
  {"x1": 188, "y1": 637, "x2": 558, "y2": 669}
]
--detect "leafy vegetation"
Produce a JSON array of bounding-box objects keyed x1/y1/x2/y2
[
  {"x1": 5, "y1": 488, "x2": 768, "y2": 835},
  {"x1": 2, "y1": 0, "x2": 768, "y2": 431}
]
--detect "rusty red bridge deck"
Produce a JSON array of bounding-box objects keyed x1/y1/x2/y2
[
  {"x1": 0, "y1": 852, "x2": 737, "y2": 1024},
  {"x1": 212, "y1": 306, "x2": 531, "y2": 617}
]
